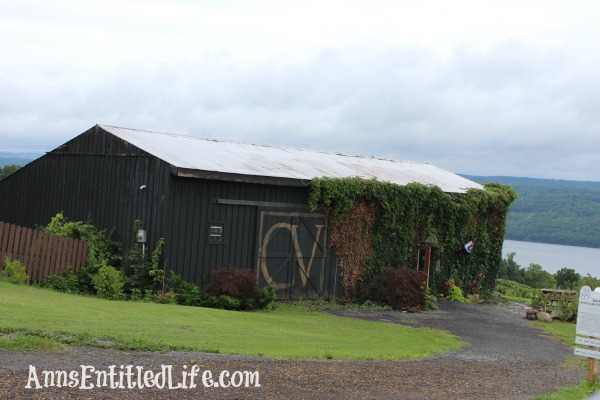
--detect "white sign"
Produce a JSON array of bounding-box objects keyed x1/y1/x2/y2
[
  {"x1": 576, "y1": 336, "x2": 600, "y2": 348},
  {"x1": 575, "y1": 347, "x2": 600, "y2": 360},
  {"x1": 576, "y1": 286, "x2": 600, "y2": 337}
]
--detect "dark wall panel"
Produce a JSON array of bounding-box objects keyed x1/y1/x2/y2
[
  {"x1": 0, "y1": 126, "x2": 172, "y2": 264},
  {"x1": 166, "y1": 177, "x2": 310, "y2": 284}
]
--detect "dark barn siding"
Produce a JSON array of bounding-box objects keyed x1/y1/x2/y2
[
  {"x1": 0, "y1": 125, "x2": 341, "y2": 298},
  {"x1": 0, "y1": 126, "x2": 172, "y2": 261},
  {"x1": 164, "y1": 177, "x2": 338, "y2": 289}
]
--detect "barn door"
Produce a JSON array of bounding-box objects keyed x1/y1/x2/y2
[{"x1": 256, "y1": 211, "x2": 327, "y2": 299}]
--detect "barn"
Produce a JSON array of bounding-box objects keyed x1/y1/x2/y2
[{"x1": 0, "y1": 124, "x2": 483, "y2": 298}]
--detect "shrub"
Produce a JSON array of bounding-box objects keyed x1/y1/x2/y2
[
  {"x1": 366, "y1": 267, "x2": 427, "y2": 311},
  {"x1": 496, "y1": 278, "x2": 536, "y2": 299},
  {"x1": 43, "y1": 213, "x2": 122, "y2": 271},
  {"x1": 42, "y1": 213, "x2": 121, "y2": 294},
  {"x1": 203, "y1": 267, "x2": 260, "y2": 310},
  {"x1": 129, "y1": 288, "x2": 154, "y2": 302},
  {"x1": 41, "y1": 269, "x2": 80, "y2": 293},
  {"x1": 531, "y1": 293, "x2": 545, "y2": 309},
  {"x1": 1, "y1": 257, "x2": 28, "y2": 285},
  {"x1": 122, "y1": 222, "x2": 166, "y2": 296},
  {"x1": 154, "y1": 291, "x2": 176, "y2": 304},
  {"x1": 91, "y1": 265, "x2": 125, "y2": 300},
  {"x1": 257, "y1": 285, "x2": 277, "y2": 310},
  {"x1": 212, "y1": 295, "x2": 241, "y2": 310},
  {"x1": 169, "y1": 273, "x2": 203, "y2": 306},
  {"x1": 170, "y1": 271, "x2": 275, "y2": 311},
  {"x1": 122, "y1": 241, "x2": 152, "y2": 294},
  {"x1": 424, "y1": 288, "x2": 439, "y2": 311},
  {"x1": 553, "y1": 295, "x2": 578, "y2": 322},
  {"x1": 446, "y1": 285, "x2": 468, "y2": 302}
]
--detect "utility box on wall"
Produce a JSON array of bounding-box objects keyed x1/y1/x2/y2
[{"x1": 136, "y1": 229, "x2": 147, "y2": 243}]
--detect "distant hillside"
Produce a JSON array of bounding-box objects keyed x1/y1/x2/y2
[
  {"x1": 0, "y1": 152, "x2": 40, "y2": 167},
  {"x1": 463, "y1": 175, "x2": 600, "y2": 249}
]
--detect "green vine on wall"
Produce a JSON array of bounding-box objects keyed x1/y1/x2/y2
[{"x1": 308, "y1": 177, "x2": 516, "y2": 296}]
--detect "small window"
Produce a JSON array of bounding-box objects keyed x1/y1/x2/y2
[{"x1": 209, "y1": 223, "x2": 224, "y2": 243}]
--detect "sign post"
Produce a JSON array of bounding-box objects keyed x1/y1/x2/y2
[{"x1": 574, "y1": 286, "x2": 600, "y2": 383}]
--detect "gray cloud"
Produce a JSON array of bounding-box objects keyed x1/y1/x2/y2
[{"x1": 2, "y1": 12, "x2": 600, "y2": 181}]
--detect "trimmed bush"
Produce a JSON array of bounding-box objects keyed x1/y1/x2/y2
[
  {"x1": 203, "y1": 267, "x2": 260, "y2": 310},
  {"x1": 366, "y1": 267, "x2": 427, "y2": 312},
  {"x1": 41, "y1": 269, "x2": 80, "y2": 293}
]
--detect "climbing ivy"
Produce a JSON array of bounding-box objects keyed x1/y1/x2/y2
[{"x1": 308, "y1": 178, "x2": 516, "y2": 297}]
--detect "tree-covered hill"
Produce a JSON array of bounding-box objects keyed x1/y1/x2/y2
[{"x1": 463, "y1": 175, "x2": 600, "y2": 249}]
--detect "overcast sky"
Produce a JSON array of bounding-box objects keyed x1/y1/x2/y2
[{"x1": 2, "y1": 0, "x2": 599, "y2": 181}]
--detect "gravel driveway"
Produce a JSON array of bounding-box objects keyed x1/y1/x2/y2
[{"x1": 0, "y1": 301, "x2": 582, "y2": 399}]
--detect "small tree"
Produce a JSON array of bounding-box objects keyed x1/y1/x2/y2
[
  {"x1": 554, "y1": 267, "x2": 581, "y2": 290},
  {"x1": 579, "y1": 274, "x2": 600, "y2": 290},
  {"x1": 0, "y1": 164, "x2": 21, "y2": 180},
  {"x1": 498, "y1": 252, "x2": 526, "y2": 283},
  {"x1": 523, "y1": 263, "x2": 556, "y2": 289}
]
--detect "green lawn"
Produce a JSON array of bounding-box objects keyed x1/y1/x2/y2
[
  {"x1": 532, "y1": 320, "x2": 600, "y2": 400},
  {"x1": 532, "y1": 320, "x2": 577, "y2": 347},
  {"x1": 0, "y1": 281, "x2": 465, "y2": 360}
]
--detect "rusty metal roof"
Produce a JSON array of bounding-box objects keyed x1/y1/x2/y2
[{"x1": 100, "y1": 124, "x2": 483, "y2": 193}]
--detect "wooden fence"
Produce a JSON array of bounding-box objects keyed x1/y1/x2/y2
[{"x1": 0, "y1": 221, "x2": 88, "y2": 284}]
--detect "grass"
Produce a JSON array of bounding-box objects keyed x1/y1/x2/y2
[
  {"x1": 0, "y1": 280, "x2": 465, "y2": 360},
  {"x1": 534, "y1": 380, "x2": 600, "y2": 400},
  {"x1": 531, "y1": 319, "x2": 600, "y2": 399},
  {"x1": 502, "y1": 294, "x2": 532, "y2": 304},
  {"x1": 532, "y1": 320, "x2": 577, "y2": 347},
  {"x1": 0, "y1": 333, "x2": 66, "y2": 352}
]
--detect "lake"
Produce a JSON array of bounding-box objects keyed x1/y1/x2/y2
[{"x1": 502, "y1": 240, "x2": 600, "y2": 277}]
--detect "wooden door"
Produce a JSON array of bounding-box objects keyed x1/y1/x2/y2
[{"x1": 416, "y1": 245, "x2": 431, "y2": 290}]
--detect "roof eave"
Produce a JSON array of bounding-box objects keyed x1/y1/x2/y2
[{"x1": 170, "y1": 166, "x2": 309, "y2": 187}]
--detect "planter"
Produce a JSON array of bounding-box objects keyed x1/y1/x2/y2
[{"x1": 526, "y1": 312, "x2": 536, "y2": 320}]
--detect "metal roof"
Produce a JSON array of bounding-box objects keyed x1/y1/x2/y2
[{"x1": 99, "y1": 124, "x2": 483, "y2": 193}]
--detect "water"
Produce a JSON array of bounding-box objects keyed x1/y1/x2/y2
[{"x1": 502, "y1": 240, "x2": 600, "y2": 277}]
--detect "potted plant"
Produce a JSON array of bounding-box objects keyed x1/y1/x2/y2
[{"x1": 524, "y1": 307, "x2": 537, "y2": 320}]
